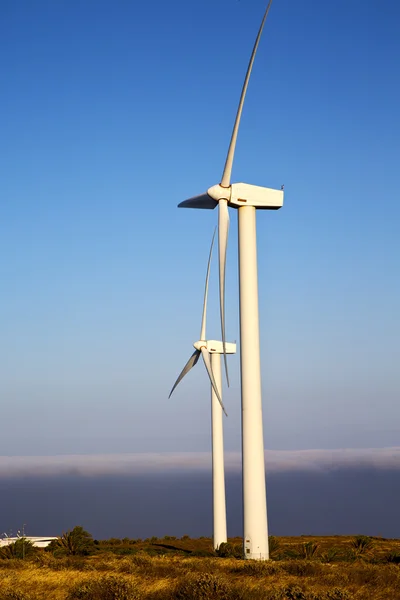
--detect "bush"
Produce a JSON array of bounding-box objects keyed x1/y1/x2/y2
[
  {"x1": 281, "y1": 586, "x2": 345, "y2": 600},
  {"x1": 385, "y1": 552, "x2": 400, "y2": 564},
  {"x1": 281, "y1": 561, "x2": 323, "y2": 577},
  {"x1": 174, "y1": 573, "x2": 231, "y2": 600},
  {"x1": 269, "y1": 536, "x2": 281, "y2": 558},
  {"x1": 67, "y1": 575, "x2": 138, "y2": 600},
  {"x1": 48, "y1": 526, "x2": 95, "y2": 557},
  {"x1": 215, "y1": 542, "x2": 242, "y2": 559},
  {"x1": 0, "y1": 592, "x2": 32, "y2": 600},
  {"x1": 350, "y1": 536, "x2": 373, "y2": 556},
  {"x1": 320, "y1": 548, "x2": 341, "y2": 563},
  {"x1": 0, "y1": 539, "x2": 37, "y2": 560},
  {"x1": 283, "y1": 585, "x2": 307, "y2": 600},
  {"x1": 105, "y1": 538, "x2": 122, "y2": 546},
  {"x1": 298, "y1": 542, "x2": 319, "y2": 560},
  {"x1": 326, "y1": 589, "x2": 352, "y2": 600}
]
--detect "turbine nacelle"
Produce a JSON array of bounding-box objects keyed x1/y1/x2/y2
[
  {"x1": 209, "y1": 183, "x2": 284, "y2": 210},
  {"x1": 193, "y1": 340, "x2": 236, "y2": 354},
  {"x1": 179, "y1": 183, "x2": 284, "y2": 211}
]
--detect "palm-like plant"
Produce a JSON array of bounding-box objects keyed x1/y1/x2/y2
[
  {"x1": 0, "y1": 538, "x2": 36, "y2": 559},
  {"x1": 268, "y1": 536, "x2": 281, "y2": 558},
  {"x1": 320, "y1": 547, "x2": 341, "y2": 563},
  {"x1": 47, "y1": 526, "x2": 95, "y2": 556},
  {"x1": 351, "y1": 535, "x2": 374, "y2": 557},
  {"x1": 299, "y1": 541, "x2": 319, "y2": 559}
]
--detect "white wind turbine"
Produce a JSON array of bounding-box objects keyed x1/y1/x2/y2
[
  {"x1": 169, "y1": 232, "x2": 236, "y2": 550},
  {"x1": 178, "y1": 1, "x2": 283, "y2": 560}
]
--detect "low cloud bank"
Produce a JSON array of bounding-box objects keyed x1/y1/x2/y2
[{"x1": 0, "y1": 447, "x2": 399, "y2": 478}]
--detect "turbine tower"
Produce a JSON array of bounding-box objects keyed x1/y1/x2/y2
[
  {"x1": 169, "y1": 233, "x2": 236, "y2": 550},
  {"x1": 178, "y1": 1, "x2": 283, "y2": 560}
]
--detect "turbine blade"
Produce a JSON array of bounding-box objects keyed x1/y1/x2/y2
[
  {"x1": 178, "y1": 194, "x2": 217, "y2": 210},
  {"x1": 200, "y1": 228, "x2": 216, "y2": 341},
  {"x1": 168, "y1": 350, "x2": 201, "y2": 398},
  {"x1": 218, "y1": 199, "x2": 230, "y2": 386},
  {"x1": 220, "y1": 0, "x2": 274, "y2": 188},
  {"x1": 200, "y1": 347, "x2": 227, "y2": 416}
]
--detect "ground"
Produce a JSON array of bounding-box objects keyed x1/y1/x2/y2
[{"x1": 0, "y1": 535, "x2": 399, "y2": 599}]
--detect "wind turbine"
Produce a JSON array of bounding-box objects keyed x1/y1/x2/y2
[
  {"x1": 169, "y1": 232, "x2": 236, "y2": 550},
  {"x1": 178, "y1": 1, "x2": 283, "y2": 560}
]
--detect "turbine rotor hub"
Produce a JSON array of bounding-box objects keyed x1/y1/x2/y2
[{"x1": 193, "y1": 340, "x2": 207, "y2": 351}]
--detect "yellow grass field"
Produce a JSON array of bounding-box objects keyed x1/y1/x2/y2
[{"x1": 1, "y1": 535, "x2": 400, "y2": 599}]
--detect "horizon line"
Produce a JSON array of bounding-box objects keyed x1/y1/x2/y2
[{"x1": 0, "y1": 446, "x2": 399, "y2": 478}]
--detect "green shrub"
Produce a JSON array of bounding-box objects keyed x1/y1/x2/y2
[
  {"x1": 48, "y1": 526, "x2": 95, "y2": 557},
  {"x1": 284, "y1": 542, "x2": 320, "y2": 562},
  {"x1": 350, "y1": 536, "x2": 373, "y2": 556},
  {"x1": 320, "y1": 548, "x2": 341, "y2": 563},
  {"x1": 215, "y1": 542, "x2": 242, "y2": 559},
  {"x1": 269, "y1": 536, "x2": 281, "y2": 558},
  {"x1": 0, "y1": 539, "x2": 37, "y2": 560},
  {"x1": 300, "y1": 542, "x2": 319, "y2": 559},
  {"x1": 339, "y1": 549, "x2": 357, "y2": 563}
]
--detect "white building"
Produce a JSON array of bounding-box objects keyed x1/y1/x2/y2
[{"x1": 0, "y1": 536, "x2": 57, "y2": 548}]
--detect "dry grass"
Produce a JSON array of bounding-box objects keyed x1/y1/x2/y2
[{"x1": 0, "y1": 536, "x2": 399, "y2": 599}]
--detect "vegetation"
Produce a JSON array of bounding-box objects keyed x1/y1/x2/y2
[
  {"x1": 215, "y1": 542, "x2": 243, "y2": 558},
  {"x1": 47, "y1": 526, "x2": 96, "y2": 557},
  {"x1": 0, "y1": 538, "x2": 37, "y2": 560},
  {"x1": 66, "y1": 575, "x2": 138, "y2": 600},
  {"x1": 350, "y1": 535, "x2": 374, "y2": 557},
  {"x1": 0, "y1": 534, "x2": 399, "y2": 599}
]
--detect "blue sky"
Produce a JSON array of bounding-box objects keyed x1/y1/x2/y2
[{"x1": 1, "y1": 0, "x2": 399, "y2": 456}]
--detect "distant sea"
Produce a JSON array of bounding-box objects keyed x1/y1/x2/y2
[{"x1": 0, "y1": 467, "x2": 399, "y2": 540}]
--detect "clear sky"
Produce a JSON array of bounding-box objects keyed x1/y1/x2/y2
[{"x1": 1, "y1": 0, "x2": 399, "y2": 457}]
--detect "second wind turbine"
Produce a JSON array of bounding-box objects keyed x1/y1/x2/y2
[
  {"x1": 178, "y1": 1, "x2": 283, "y2": 560},
  {"x1": 169, "y1": 233, "x2": 236, "y2": 550}
]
